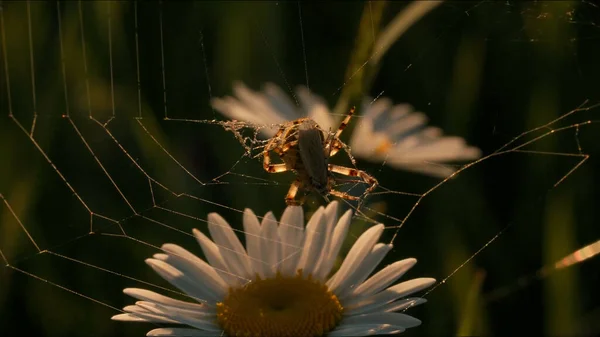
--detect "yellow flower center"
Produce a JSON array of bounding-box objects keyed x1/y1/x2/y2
[{"x1": 216, "y1": 270, "x2": 343, "y2": 337}]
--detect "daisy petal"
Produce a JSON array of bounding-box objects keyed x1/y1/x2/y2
[
  {"x1": 242, "y1": 208, "x2": 264, "y2": 278},
  {"x1": 311, "y1": 201, "x2": 339, "y2": 278},
  {"x1": 111, "y1": 312, "x2": 178, "y2": 324},
  {"x1": 390, "y1": 137, "x2": 476, "y2": 162},
  {"x1": 294, "y1": 206, "x2": 324, "y2": 270},
  {"x1": 111, "y1": 313, "x2": 146, "y2": 322},
  {"x1": 346, "y1": 278, "x2": 436, "y2": 313},
  {"x1": 327, "y1": 224, "x2": 384, "y2": 294},
  {"x1": 264, "y1": 83, "x2": 300, "y2": 121},
  {"x1": 147, "y1": 328, "x2": 220, "y2": 336},
  {"x1": 381, "y1": 297, "x2": 427, "y2": 313},
  {"x1": 349, "y1": 99, "x2": 481, "y2": 177},
  {"x1": 144, "y1": 259, "x2": 211, "y2": 304},
  {"x1": 342, "y1": 312, "x2": 422, "y2": 328},
  {"x1": 278, "y1": 205, "x2": 305, "y2": 277},
  {"x1": 371, "y1": 327, "x2": 407, "y2": 335},
  {"x1": 295, "y1": 206, "x2": 326, "y2": 274},
  {"x1": 210, "y1": 96, "x2": 263, "y2": 126},
  {"x1": 233, "y1": 82, "x2": 287, "y2": 126},
  {"x1": 135, "y1": 301, "x2": 214, "y2": 319},
  {"x1": 146, "y1": 304, "x2": 222, "y2": 332},
  {"x1": 314, "y1": 209, "x2": 352, "y2": 281},
  {"x1": 347, "y1": 297, "x2": 426, "y2": 315},
  {"x1": 160, "y1": 244, "x2": 227, "y2": 300},
  {"x1": 260, "y1": 211, "x2": 281, "y2": 278},
  {"x1": 352, "y1": 258, "x2": 417, "y2": 298},
  {"x1": 384, "y1": 111, "x2": 428, "y2": 139},
  {"x1": 192, "y1": 229, "x2": 241, "y2": 286},
  {"x1": 123, "y1": 288, "x2": 210, "y2": 311},
  {"x1": 337, "y1": 243, "x2": 393, "y2": 299},
  {"x1": 296, "y1": 86, "x2": 336, "y2": 132},
  {"x1": 386, "y1": 162, "x2": 457, "y2": 178},
  {"x1": 123, "y1": 304, "x2": 150, "y2": 314},
  {"x1": 207, "y1": 213, "x2": 253, "y2": 280},
  {"x1": 137, "y1": 302, "x2": 219, "y2": 331},
  {"x1": 330, "y1": 324, "x2": 406, "y2": 336}
]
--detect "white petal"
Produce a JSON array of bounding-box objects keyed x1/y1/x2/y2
[
  {"x1": 233, "y1": 82, "x2": 287, "y2": 125},
  {"x1": 211, "y1": 96, "x2": 264, "y2": 126},
  {"x1": 390, "y1": 137, "x2": 476, "y2": 161},
  {"x1": 351, "y1": 258, "x2": 417, "y2": 299},
  {"x1": 145, "y1": 302, "x2": 221, "y2": 332},
  {"x1": 327, "y1": 224, "x2": 384, "y2": 294},
  {"x1": 350, "y1": 99, "x2": 481, "y2": 177},
  {"x1": 135, "y1": 300, "x2": 214, "y2": 319},
  {"x1": 264, "y1": 83, "x2": 301, "y2": 121},
  {"x1": 123, "y1": 288, "x2": 210, "y2": 311},
  {"x1": 316, "y1": 209, "x2": 352, "y2": 281},
  {"x1": 207, "y1": 213, "x2": 253, "y2": 280},
  {"x1": 147, "y1": 328, "x2": 219, "y2": 336},
  {"x1": 134, "y1": 301, "x2": 175, "y2": 315},
  {"x1": 153, "y1": 253, "x2": 170, "y2": 260},
  {"x1": 347, "y1": 297, "x2": 426, "y2": 315},
  {"x1": 329, "y1": 324, "x2": 406, "y2": 336},
  {"x1": 123, "y1": 304, "x2": 150, "y2": 314},
  {"x1": 364, "y1": 98, "x2": 394, "y2": 121},
  {"x1": 384, "y1": 112, "x2": 428, "y2": 139},
  {"x1": 111, "y1": 312, "x2": 178, "y2": 324},
  {"x1": 345, "y1": 278, "x2": 435, "y2": 313},
  {"x1": 296, "y1": 86, "x2": 336, "y2": 132},
  {"x1": 145, "y1": 259, "x2": 211, "y2": 304},
  {"x1": 242, "y1": 208, "x2": 264, "y2": 278},
  {"x1": 337, "y1": 243, "x2": 392, "y2": 299},
  {"x1": 111, "y1": 313, "x2": 146, "y2": 322},
  {"x1": 278, "y1": 205, "x2": 305, "y2": 277},
  {"x1": 385, "y1": 162, "x2": 456, "y2": 178},
  {"x1": 295, "y1": 207, "x2": 327, "y2": 275},
  {"x1": 342, "y1": 312, "x2": 422, "y2": 328},
  {"x1": 137, "y1": 301, "x2": 218, "y2": 331},
  {"x1": 160, "y1": 244, "x2": 227, "y2": 300},
  {"x1": 192, "y1": 229, "x2": 242, "y2": 286},
  {"x1": 115, "y1": 302, "x2": 181, "y2": 324},
  {"x1": 260, "y1": 211, "x2": 281, "y2": 278},
  {"x1": 370, "y1": 326, "x2": 406, "y2": 335},
  {"x1": 312, "y1": 201, "x2": 339, "y2": 280}
]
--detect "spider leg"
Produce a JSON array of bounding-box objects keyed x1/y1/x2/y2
[
  {"x1": 263, "y1": 122, "x2": 300, "y2": 173},
  {"x1": 291, "y1": 117, "x2": 312, "y2": 126},
  {"x1": 328, "y1": 139, "x2": 357, "y2": 166},
  {"x1": 264, "y1": 163, "x2": 289, "y2": 173},
  {"x1": 263, "y1": 138, "x2": 288, "y2": 173},
  {"x1": 328, "y1": 189, "x2": 360, "y2": 201},
  {"x1": 328, "y1": 164, "x2": 378, "y2": 195},
  {"x1": 333, "y1": 106, "x2": 356, "y2": 140},
  {"x1": 269, "y1": 124, "x2": 287, "y2": 146},
  {"x1": 285, "y1": 179, "x2": 304, "y2": 205},
  {"x1": 281, "y1": 140, "x2": 299, "y2": 153},
  {"x1": 325, "y1": 106, "x2": 356, "y2": 157},
  {"x1": 263, "y1": 138, "x2": 300, "y2": 173}
]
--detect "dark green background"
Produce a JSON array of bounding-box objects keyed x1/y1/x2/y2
[{"x1": 1, "y1": 1, "x2": 599, "y2": 336}]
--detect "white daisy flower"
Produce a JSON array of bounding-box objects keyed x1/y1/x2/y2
[
  {"x1": 112, "y1": 201, "x2": 435, "y2": 336},
  {"x1": 211, "y1": 82, "x2": 481, "y2": 178}
]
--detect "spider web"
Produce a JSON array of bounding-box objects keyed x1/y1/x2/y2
[{"x1": 1, "y1": 1, "x2": 600, "y2": 336}]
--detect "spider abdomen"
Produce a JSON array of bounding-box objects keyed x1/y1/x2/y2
[{"x1": 298, "y1": 121, "x2": 329, "y2": 192}]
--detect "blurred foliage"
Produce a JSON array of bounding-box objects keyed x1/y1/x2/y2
[{"x1": 1, "y1": 1, "x2": 600, "y2": 336}]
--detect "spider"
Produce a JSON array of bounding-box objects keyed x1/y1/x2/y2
[{"x1": 263, "y1": 107, "x2": 378, "y2": 205}]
